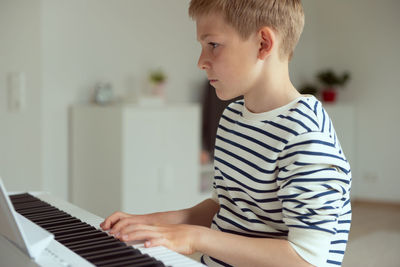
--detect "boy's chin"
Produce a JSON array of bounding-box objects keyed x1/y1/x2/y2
[
  {"x1": 214, "y1": 87, "x2": 238, "y2": 101},
  {"x1": 216, "y1": 91, "x2": 241, "y2": 102}
]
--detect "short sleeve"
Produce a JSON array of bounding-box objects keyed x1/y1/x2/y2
[{"x1": 277, "y1": 131, "x2": 351, "y2": 266}]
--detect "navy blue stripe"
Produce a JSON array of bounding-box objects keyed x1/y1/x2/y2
[
  {"x1": 215, "y1": 156, "x2": 277, "y2": 184},
  {"x1": 278, "y1": 114, "x2": 312, "y2": 132},
  {"x1": 338, "y1": 220, "x2": 351, "y2": 224},
  {"x1": 322, "y1": 108, "x2": 326, "y2": 132},
  {"x1": 218, "y1": 193, "x2": 282, "y2": 214},
  {"x1": 292, "y1": 161, "x2": 312, "y2": 167},
  {"x1": 331, "y1": 239, "x2": 348, "y2": 244},
  {"x1": 200, "y1": 256, "x2": 206, "y2": 265},
  {"x1": 282, "y1": 207, "x2": 317, "y2": 217},
  {"x1": 342, "y1": 209, "x2": 352, "y2": 216},
  {"x1": 215, "y1": 168, "x2": 278, "y2": 193},
  {"x1": 279, "y1": 150, "x2": 347, "y2": 161},
  {"x1": 298, "y1": 218, "x2": 338, "y2": 226},
  {"x1": 214, "y1": 217, "x2": 288, "y2": 237},
  {"x1": 219, "y1": 123, "x2": 281, "y2": 153},
  {"x1": 313, "y1": 101, "x2": 318, "y2": 114},
  {"x1": 327, "y1": 259, "x2": 342, "y2": 265},
  {"x1": 235, "y1": 120, "x2": 288, "y2": 144},
  {"x1": 215, "y1": 145, "x2": 278, "y2": 174},
  {"x1": 216, "y1": 135, "x2": 276, "y2": 163},
  {"x1": 220, "y1": 204, "x2": 284, "y2": 224},
  {"x1": 278, "y1": 193, "x2": 301, "y2": 199},
  {"x1": 293, "y1": 185, "x2": 312, "y2": 192},
  {"x1": 306, "y1": 189, "x2": 339, "y2": 200},
  {"x1": 212, "y1": 220, "x2": 281, "y2": 238},
  {"x1": 324, "y1": 184, "x2": 346, "y2": 195},
  {"x1": 226, "y1": 106, "x2": 242, "y2": 116},
  {"x1": 336, "y1": 230, "x2": 350, "y2": 234},
  {"x1": 284, "y1": 139, "x2": 335, "y2": 150},
  {"x1": 342, "y1": 199, "x2": 351, "y2": 208},
  {"x1": 215, "y1": 183, "x2": 279, "y2": 195},
  {"x1": 261, "y1": 120, "x2": 299, "y2": 136},
  {"x1": 298, "y1": 100, "x2": 314, "y2": 113},
  {"x1": 210, "y1": 256, "x2": 233, "y2": 267},
  {"x1": 235, "y1": 100, "x2": 244, "y2": 106},
  {"x1": 289, "y1": 108, "x2": 319, "y2": 128}
]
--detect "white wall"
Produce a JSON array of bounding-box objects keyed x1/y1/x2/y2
[
  {"x1": 293, "y1": 0, "x2": 400, "y2": 201},
  {"x1": 0, "y1": 0, "x2": 43, "y2": 192},
  {"x1": 1, "y1": 0, "x2": 399, "y2": 202},
  {"x1": 40, "y1": 0, "x2": 203, "y2": 199}
]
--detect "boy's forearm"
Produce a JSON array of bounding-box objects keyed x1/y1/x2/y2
[
  {"x1": 195, "y1": 227, "x2": 313, "y2": 267},
  {"x1": 152, "y1": 198, "x2": 219, "y2": 226}
]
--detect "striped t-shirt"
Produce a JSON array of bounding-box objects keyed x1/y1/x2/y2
[{"x1": 201, "y1": 96, "x2": 352, "y2": 267}]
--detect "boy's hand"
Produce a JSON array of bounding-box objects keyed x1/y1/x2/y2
[
  {"x1": 118, "y1": 223, "x2": 203, "y2": 255},
  {"x1": 100, "y1": 211, "x2": 153, "y2": 232}
]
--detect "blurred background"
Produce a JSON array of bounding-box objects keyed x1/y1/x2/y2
[{"x1": 1, "y1": 0, "x2": 399, "y2": 265}]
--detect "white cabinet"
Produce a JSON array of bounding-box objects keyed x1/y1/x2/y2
[{"x1": 70, "y1": 104, "x2": 203, "y2": 217}]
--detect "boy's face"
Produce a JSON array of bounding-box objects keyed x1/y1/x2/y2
[{"x1": 196, "y1": 13, "x2": 262, "y2": 101}]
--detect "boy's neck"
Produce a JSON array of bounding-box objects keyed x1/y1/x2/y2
[{"x1": 243, "y1": 59, "x2": 301, "y2": 114}]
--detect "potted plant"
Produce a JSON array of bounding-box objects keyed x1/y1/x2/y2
[
  {"x1": 148, "y1": 69, "x2": 167, "y2": 97},
  {"x1": 317, "y1": 69, "x2": 350, "y2": 102}
]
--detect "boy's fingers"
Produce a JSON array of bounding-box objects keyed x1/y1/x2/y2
[
  {"x1": 101, "y1": 211, "x2": 129, "y2": 230},
  {"x1": 121, "y1": 229, "x2": 161, "y2": 243},
  {"x1": 119, "y1": 224, "x2": 156, "y2": 235},
  {"x1": 145, "y1": 237, "x2": 167, "y2": 248},
  {"x1": 110, "y1": 216, "x2": 144, "y2": 234}
]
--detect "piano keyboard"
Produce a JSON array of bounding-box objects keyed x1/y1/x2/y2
[{"x1": 8, "y1": 192, "x2": 204, "y2": 267}]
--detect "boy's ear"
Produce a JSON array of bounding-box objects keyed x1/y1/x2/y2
[{"x1": 257, "y1": 27, "x2": 275, "y2": 60}]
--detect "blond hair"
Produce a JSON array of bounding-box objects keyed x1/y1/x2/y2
[{"x1": 189, "y1": 0, "x2": 304, "y2": 60}]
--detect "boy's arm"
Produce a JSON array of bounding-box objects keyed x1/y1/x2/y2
[
  {"x1": 196, "y1": 227, "x2": 314, "y2": 267},
  {"x1": 116, "y1": 222, "x2": 313, "y2": 267},
  {"x1": 101, "y1": 198, "x2": 219, "y2": 231}
]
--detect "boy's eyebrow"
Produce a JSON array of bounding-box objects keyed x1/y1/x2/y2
[{"x1": 198, "y1": 33, "x2": 216, "y2": 41}]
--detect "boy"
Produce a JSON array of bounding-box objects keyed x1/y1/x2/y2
[{"x1": 101, "y1": 1, "x2": 352, "y2": 266}]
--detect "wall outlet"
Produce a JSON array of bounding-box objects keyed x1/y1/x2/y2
[
  {"x1": 363, "y1": 172, "x2": 379, "y2": 182},
  {"x1": 7, "y1": 72, "x2": 26, "y2": 112}
]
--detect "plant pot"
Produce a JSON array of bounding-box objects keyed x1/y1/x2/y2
[{"x1": 322, "y1": 89, "x2": 337, "y2": 103}]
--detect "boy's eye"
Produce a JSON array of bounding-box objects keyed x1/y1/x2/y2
[{"x1": 208, "y1": 42, "x2": 219, "y2": 49}]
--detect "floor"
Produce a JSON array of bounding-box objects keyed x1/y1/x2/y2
[
  {"x1": 189, "y1": 200, "x2": 400, "y2": 266},
  {"x1": 342, "y1": 200, "x2": 400, "y2": 267}
]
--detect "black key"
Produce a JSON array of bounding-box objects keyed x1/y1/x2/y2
[
  {"x1": 53, "y1": 226, "x2": 95, "y2": 237},
  {"x1": 12, "y1": 201, "x2": 44, "y2": 208},
  {"x1": 94, "y1": 254, "x2": 154, "y2": 266},
  {"x1": 56, "y1": 231, "x2": 108, "y2": 243},
  {"x1": 45, "y1": 221, "x2": 88, "y2": 232},
  {"x1": 37, "y1": 218, "x2": 81, "y2": 229},
  {"x1": 10, "y1": 194, "x2": 166, "y2": 267},
  {"x1": 18, "y1": 206, "x2": 57, "y2": 215},
  {"x1": 33, "y1": 215, "x2": 74, "y2": 224},
  {"x1": 9, "y1": 193, "x2": 34, "y2": 200},
  {"x1": 80, "y1": 245, "x2": 137, "y2": 258},
  {"x1": 63, "y1": 235, "x2": 115, "y2": 247},
  {"x1": 117, "y1": 260, "x2": 166, "y2": 267},
  {"x1": 24, "y1": 210, "x2": 69, "y2": 220},
  {"x1": 86, "y1": 249, "x2": 142, "y2": 262},
  {"x1": 54, "y1": 228, "x2": 99, "y2": 239},
  {"x1": 73, "y1": 242, "x2": 126, "y2": 254},
  {"x1": 13, "y1": 202, "x2": 50, "y2": 209}
]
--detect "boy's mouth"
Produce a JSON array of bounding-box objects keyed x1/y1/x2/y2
[{"x1": 209, "y1": 79, "x2": 218, "y2": 83}]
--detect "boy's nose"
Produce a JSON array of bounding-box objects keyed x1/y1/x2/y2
[{"x1": 197, "y1": 52, "x2": 210, "y2": 70}]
